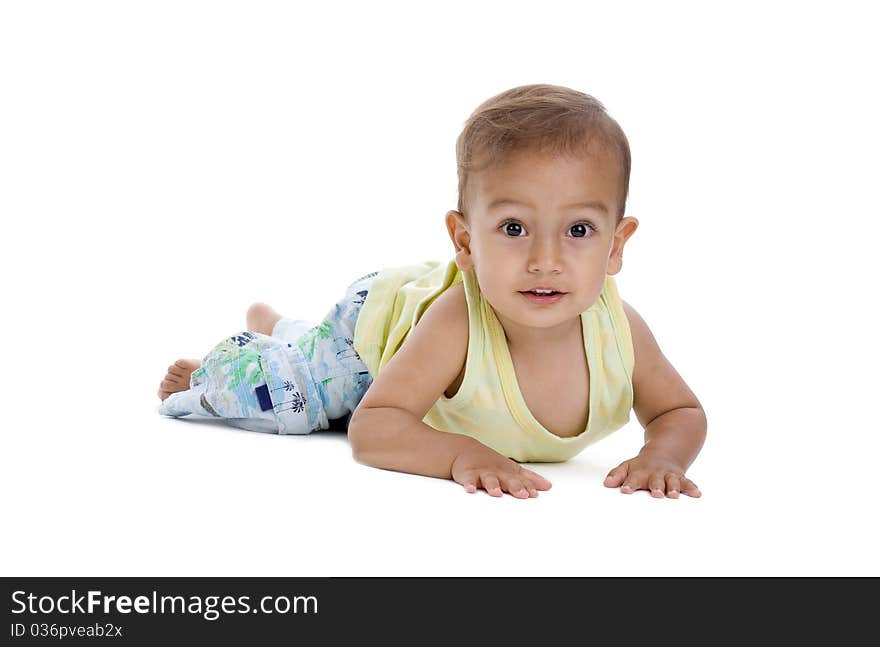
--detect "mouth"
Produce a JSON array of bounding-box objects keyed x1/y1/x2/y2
[{"x1": 519, "y1": 290, "x2": 567, "y2": 304}]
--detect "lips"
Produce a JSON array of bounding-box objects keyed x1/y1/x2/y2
[
  {"x1": 520, "y1": 291, "x2": 566, "y2": 304},
  {"x1": 520, "y1": 289, "x2": 565, "y2": 296}
]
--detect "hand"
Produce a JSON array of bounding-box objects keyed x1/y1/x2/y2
[
  {"x1": 451, "y1": 443, "x2": 552, "y2": 499},
  {"x1": 604, "y1": 449, "x2": 701, "y2": 498}
]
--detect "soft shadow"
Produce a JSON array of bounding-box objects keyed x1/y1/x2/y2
[
  {"x1": 159, "y1": 415, "x2": 351, "y2": 443},
  {"x1": 523, "y1": 456, "x2": 610, "y2": 482}
]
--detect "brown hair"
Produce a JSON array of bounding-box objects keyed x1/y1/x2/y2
[{"x1": 455, "y1": 84, "x2": 631, "y2": 221}]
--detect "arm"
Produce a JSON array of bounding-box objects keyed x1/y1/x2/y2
[
  {"x1": 641, "y1": 406, "x2": 706, "y2": 472},
  {"x1": 349, "y1": 405, "x2": 480, "y2": 479},
  {"x1": 603, "y1": 300, "x2": 707, "y2": 498},
  {"x1": 348, "y1": 284, "x2": 552, "y2": 498},
  {"x1": 348, "y1": 284, "x2": 472, "y2": 477}
]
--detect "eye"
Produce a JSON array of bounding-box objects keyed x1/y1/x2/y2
[
  {"x1": 502, "y1": 221, "x2": 525, "y2": 237},
  {"x1": 570, "y1": 222, "x2": 597, "y2": 238},
  {"x1": 498, "y1": 219, "x2": 597, "y2": 238}
]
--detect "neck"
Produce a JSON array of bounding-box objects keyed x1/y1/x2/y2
[{"x1": 493, "y1": 308, "x2": 582, "y2": 355}]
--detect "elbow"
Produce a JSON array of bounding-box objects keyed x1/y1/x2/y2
[
  {"x1": 347, "y1": 410, "x2": 377, "y2": 466},
  {"x1": 696, "y1": 404, "x2": 708, "y2": 433},
  {"x1": 347, "y1": 416, "x2": 367, "y2": 463},
  {"x1": 347, "y1": 405, "x2": 413, "y2": 468},
  {"x1": 692, "y1": 406, "x2": 708, "y2": 451}
]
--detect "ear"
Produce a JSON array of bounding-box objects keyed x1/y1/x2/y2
[
  {"x1": 446, "y1": 210, "x2": 475, "y2": 271},
  {"x1": 606, "y1": 216, "x2": 639, "y2": 275}
]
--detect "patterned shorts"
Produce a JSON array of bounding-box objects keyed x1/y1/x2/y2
[{"x1": 158, "y1": 271, "x2": 378, "y2": 434}]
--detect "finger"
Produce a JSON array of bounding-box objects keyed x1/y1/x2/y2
[
  {"x1": 665, "y1": 474, "x2": 681, "y2": 499},
  {"x1": 167, "y1": 364, "x2": 184, "y2": 378},
  {"x1": 648, "y1": 473, "x2": 666, "y2": 498},
  {"x1": 620, "y1": 470, "x2": 646, "y2": 494},
  {"x1": 680, "y1": 477, "x2": 702, "y2": 498},
  {"x1": 522, "y1": 469, "x2": 552, "y2": 490},
  {"x1": 502, "y1": 476, "x2": 530, "y2": 499},
  {"x1": 480, "y1": 473, "x2": 503, "y2": 497},
  {"x1": 520, "y1": 477, "x2": 539, "y2": 498},
  {"x1": 459, "y1": 475, "x2": 478, "y2": 494},
  {"x1": 604, "y1": 463, "x2": 629, "y2": 488}
]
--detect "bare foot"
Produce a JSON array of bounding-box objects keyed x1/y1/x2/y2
[
  {"x1": 246, "y1": 302, "x2": 283, "y2": 335},
  {"x1": 158, "y1": 359, "x2": 201, "y2": 401}
]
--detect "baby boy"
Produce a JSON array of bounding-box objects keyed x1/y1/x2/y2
[{"x1": 158, "y1": 83, "x2": 706, "y2": 499}]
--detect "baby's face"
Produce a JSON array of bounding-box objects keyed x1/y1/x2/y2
[{"x1": 449, "y1": 146, "x2": 637, "y2": 337}]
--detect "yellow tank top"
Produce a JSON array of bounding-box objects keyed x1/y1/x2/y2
[{"x1": 353, "y1": 259, "x2": 635, "y2": 462}]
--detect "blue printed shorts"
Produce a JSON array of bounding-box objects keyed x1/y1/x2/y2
[{"x1": 158, "y1": 271, "x2": 378, "y2": 434}]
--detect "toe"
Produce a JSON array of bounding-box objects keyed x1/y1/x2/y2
[
  {"x1": 246, "y1": 303, "x2": 281, "y2": 334},
  {"x1": 246, "y1": 302, "x2": 270, "y2": 324}
]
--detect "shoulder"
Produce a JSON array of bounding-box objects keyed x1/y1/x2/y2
[
  {"x1": 620, "y1": 299, "x2": 666, "y2": 385},
  {"x1": 419, "y1": 281, "x2": 469, "y2": 348},
  {"x1": 418, "y1": 279, "x2": 467, "y2": 324},
  {"x1": 431, "y1": 280, "x2": 466, "y2": 313},
  {"x1": 620, "y1": 300, "x2": 653, "y2": 351}
]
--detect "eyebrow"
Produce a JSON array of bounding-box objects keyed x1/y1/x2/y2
[{"x1": 486, "y1": 198, "x2": 610, "y2": 216}]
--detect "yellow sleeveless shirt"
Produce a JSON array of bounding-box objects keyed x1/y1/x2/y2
[{"x1": 352, "y1": 259, "x2": 635, "y2": 462}]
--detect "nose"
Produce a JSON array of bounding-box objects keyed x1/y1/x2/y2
[{"x1": 527, "y1": 236, "x2": 563, "y2": 274}]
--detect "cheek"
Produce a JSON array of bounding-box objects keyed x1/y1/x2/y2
[
  {"x1": 474, "y1": 271, "x2": 515, "y2": 304},
  {"x1": 583, "y1": 277, "x2": 607, "y2": 303}
]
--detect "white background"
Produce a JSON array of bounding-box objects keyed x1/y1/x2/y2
[{"x1": 1, "y1": 0, "x2": 877, "y2": 576}]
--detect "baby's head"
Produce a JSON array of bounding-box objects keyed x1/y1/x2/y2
[{"x1": 446, "y1": 84, "x2": 639, "y2": 334}]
